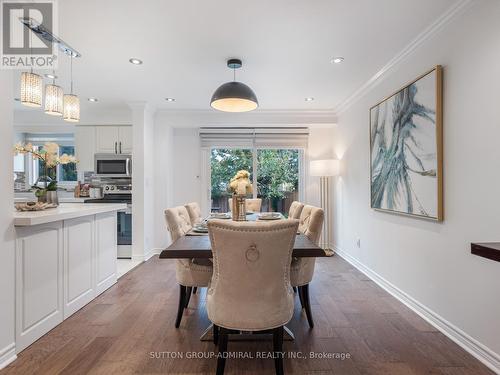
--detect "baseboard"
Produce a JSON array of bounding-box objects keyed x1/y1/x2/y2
[
  {"x1": 0, "y1": 343, "x2": 16, "y2": 370},
  {"x1": 145, "y1": 248, "x2": 162, "y2": 261},
  {"x1": 334, "y1": 245, "x2": 500, "y2": 374}
]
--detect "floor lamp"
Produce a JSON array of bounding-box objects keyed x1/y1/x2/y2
[{"x1": 310, "y1": 159, "x2": 339, "y2": 252}]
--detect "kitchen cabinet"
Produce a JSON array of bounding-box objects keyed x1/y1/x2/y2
[
  {"x1": 96, "y1": 126, "x2": 133, "y2": 154},
  {"x1": 75, "y1": 126, "x2": 96, "y2": 174},
  {"x1": 15, "y1": 207, "x2": 121, "y2": 352}
]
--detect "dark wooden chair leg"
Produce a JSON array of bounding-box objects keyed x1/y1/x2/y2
[
  {"x1": 213, "y1": 324, "x2": 219, "y2": 345},
  {"x1": 302, "y1": 284, "x2": 314, "y2": 328},
  {"x1": 297, "y1": 285, "x2": 304, "y2": 308},
  {"x1": 193, "y1": 287, "x2": 198, "y2": 294},
  {"x1": 175, "y1": 285, "x2": 186, "y2": 328},
  {"x1": 185, "y1": 287, "x2": 193, "y2": 308},
  {"x1": 216, "y1": 328, "x2": 228, "y2": 375},
  {"x1": 273, "y1": 326, "x2": 284, "y2": 375}
]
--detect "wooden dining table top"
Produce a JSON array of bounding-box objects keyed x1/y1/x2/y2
[{"x1": 159, "y1": 213, "x2": 330, "y2": 259}]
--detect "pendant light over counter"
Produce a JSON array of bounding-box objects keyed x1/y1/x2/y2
[
  {"x1": 63, "y1": 55, "x2": 80, "y2": 122},
  {"x1": 210, "y1": 59, "x2": 258, "y2": 113},
  {"x1": 17, "y1": 16, "x2": 81, "y2": 122},
  {"x1": 20, "y1": 71, "x2": 43, "y2": 107},
  {"x1": 44, "y1": 72, "x2": 64, "y2": 116}
]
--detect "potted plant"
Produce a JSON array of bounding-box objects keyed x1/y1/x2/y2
[{"x1": 14, "y1": 142, "x2": 77, "y2": 205}]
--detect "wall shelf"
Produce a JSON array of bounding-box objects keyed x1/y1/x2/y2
[{"x1": 471, "y1": 243, "x2": 500, "y2": 263}]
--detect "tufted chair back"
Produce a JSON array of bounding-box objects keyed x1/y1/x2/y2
[
  {"x1": 165, "y1": 206, "x2": 193, "y2": 242},
  {"x1": 206, "y1": 219, "x2": 299, "y2": 331},
  {"x1": 228, "y1": 198, "x2": 262, "y2": 213},
  {"x1": 298, "y1": 205, "x2": 324, "y2": 245},
  {"x1": 288, "y1": 201, "x2": 304, "y2": 220},
  {"x1": 185, "y1": 202, "x2": 202, "y2": 225}
]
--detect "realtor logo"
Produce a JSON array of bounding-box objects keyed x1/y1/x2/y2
[{"x1": 1, "y1": 0, "x2": 58, "y2": 69}]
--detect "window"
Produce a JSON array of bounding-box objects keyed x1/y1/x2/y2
[
  {"x1": 211, "y1": 148, "x2": 253, "y2": 213},
  {"x1": 257, "y1": 149, "x2": 299, "y2": 213},
  {"x1": 202, "y1": 127, "x2": 308, "y2": 215},
  {"x1": 210, "y1": 147, "x2": 302, "y2": 215},
  {"x1": 17, "y1": 133, "x2": 78, "y2": 188}
]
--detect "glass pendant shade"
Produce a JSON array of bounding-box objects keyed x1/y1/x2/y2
[
  {"x1": 63, "y1": 94, "x2": 80, "y2": 122},
  {"x1": 20, "y1": 72, "x2": 43, "y2": 107},
  {"x1": 44, "y1": 84, "x2": 64, "y2": 116},
  {"x1": 210, "y1": 81, "x2": 258, "y2": 112}
]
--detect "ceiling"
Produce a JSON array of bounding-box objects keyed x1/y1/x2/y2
[{"x1": 14, "y1": 0, "x2": 459, "y2": 114}]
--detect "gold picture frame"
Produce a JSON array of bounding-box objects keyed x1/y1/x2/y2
[{"x1": 369, "y1": 65, "x2": 443, "y2": 221}]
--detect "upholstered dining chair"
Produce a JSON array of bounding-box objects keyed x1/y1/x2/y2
[
  {"x1": 185, "y1": 202, "x2": 203, "y2": 225},
  {"x1": 207, "y1": 219, "x2": 299, "y2": 375},
  {"x1": 228, "y1": 198, "x2": 262, "y2": 212},
  {"x1": 291, "y1": 205, "x2": 324, "y2": 328},
  {"x1": 288, "y1": 201, "x2": 304, "y2": 219},
  {"x1": 165, "y1": 206, "x2": 213, "y2": 328}
]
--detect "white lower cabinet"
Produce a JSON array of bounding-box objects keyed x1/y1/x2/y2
[
  {"x1": 16, "y1": 222, "x2": 64, "y2": 352},
  {"x1": 15, "y1": 213, "x2": 117, "y2": 352},
  {"x1": 63, "y1": 216, "x2": 95, "y2": 319},
  {"x1": 95, "y1": 212, "x2": 118, "y2": 295}
]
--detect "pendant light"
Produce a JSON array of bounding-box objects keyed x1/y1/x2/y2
[
  {"x1": 44, "y1": 71, "x2": 63, "y2": 116},
  {"x1": 63, "y1": 55, "x2": 80, "y2": 122},
  {"x1": 20, "y1": 29, "x2": 43, "y2": 107},
  {"x1": 210, "y1": 59, "x2": 258, "y2": 112},
  {"x1": 20, "y1": 71, "x2": 43, "y2": 107}
]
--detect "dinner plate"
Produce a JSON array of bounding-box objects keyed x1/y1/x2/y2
[
  {"x1": 210, "y1": 213, "x2": 231, "y2": 219},
  {"x1": 192, "y1": 228, "x2": 209, "y2": 233},
  {"x1": 258, "y1": 213, "x2": 282, "y2": 220}
]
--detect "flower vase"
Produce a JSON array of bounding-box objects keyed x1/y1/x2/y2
[
  {"x1": 232, "y1": 194, "x2": 246, "y2": 221},
  {"x1": 46, "y1": 191, "x2": 59, "y2": 206}
]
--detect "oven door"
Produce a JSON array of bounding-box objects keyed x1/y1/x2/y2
[
  {"x1": 95, "y1": 154, "x2": 132, "y2": 178},
  {"x1": 117, "y1": 207, "x2": 132, "y2": 258}
]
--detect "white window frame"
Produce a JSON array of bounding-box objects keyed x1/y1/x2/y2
[{"x1": 201, "y1": 145, "x2": 306, "y2": 214}]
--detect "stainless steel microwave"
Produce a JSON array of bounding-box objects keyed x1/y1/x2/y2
[{"x1": 94, "y1": 154, "x2": 132, "y2": 177}]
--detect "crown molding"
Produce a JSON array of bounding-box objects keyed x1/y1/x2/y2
[
  {"x1": 333, "y1": 0, "x2": 476, "y2": 116},
  {"x1": 155, "y1": 109, "x2": 337, "y2": 128}
]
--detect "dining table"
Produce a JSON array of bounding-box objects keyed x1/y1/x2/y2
[{"x1": 159, "y1": 212, "x2": 332, "y2": 341}]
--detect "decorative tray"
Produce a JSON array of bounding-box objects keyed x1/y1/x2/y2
[{"x1": 15, "y1": 202, "x2": 58, "y2": 212}]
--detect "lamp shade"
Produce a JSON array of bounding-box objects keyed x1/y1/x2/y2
[
  {"x1": 20, "y1": 72, "x2": 43, "y2": 107},
  {"x1": 310, "y1": 159, "x2": 339, "y2": 177},
  {"x1": 210, "y1": 81, "x2": 258, "y2": 112},
  {"x1": 63, "y1": 94, "x2": 80, "y2": 122},
  {"x1": 44, "y1": 84, "x2": 64, "y2": 116}
]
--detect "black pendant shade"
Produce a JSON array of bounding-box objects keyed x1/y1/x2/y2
[{"x1": 210, "y1": 59, "x2": 258, "y2": 112}]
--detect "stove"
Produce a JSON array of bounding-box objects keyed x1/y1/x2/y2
[
  {"x1": 84, "y1": 193, "x2": 132, "y2": 258},
  {"x1": 84, "y1": 193, "x2": 132, "y2": 204}
]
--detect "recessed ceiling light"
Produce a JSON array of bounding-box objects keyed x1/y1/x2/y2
[
  {"x1": 165, "y1": 97, "x2": 175, "y2": 102},
  {"x1": 88, "y1": 97, "x2": 98, "y2": 102},
  {"x1": 44, "y1": 73, "x2": 57, "y2": 79},
  {"x1": 305, "y1": 97, "x2": 314, "y2": 102},
  {"x1": 331, "y1": 57, "x2": 344, "y2": 64},
  {"x1": 129, "y1": 58, "x2": 143, "y2": 65}
]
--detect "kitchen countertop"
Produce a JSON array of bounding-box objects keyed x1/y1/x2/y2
[{"x1": 14, "y1": 203, "x2": 127, "y2": 227}]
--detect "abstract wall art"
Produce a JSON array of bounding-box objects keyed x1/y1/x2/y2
[{"x1": 370, "y1": 66, "x2": 443, "y2": 221}]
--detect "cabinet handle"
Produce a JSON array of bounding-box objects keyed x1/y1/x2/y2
[
  {"x1": 114, "y1": 142, "x2": 117, "y2": 154},
  {"x1": 119, "y1": 142, "x2": 122, "y2": 154}
]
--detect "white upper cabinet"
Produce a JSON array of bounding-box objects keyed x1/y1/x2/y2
[
  {"x1": 118, "y1": 126, "x2": 133, "y2": 154},
  {"x1": 75, "y1": 126, "x2": 96, "y2": 174},
  {"x1": 95, "y1": 126, "x2": 133, "y2": 154}
]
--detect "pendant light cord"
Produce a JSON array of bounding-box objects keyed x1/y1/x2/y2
[
  {"x1": 233, "y1": 66, "x2": 236, "y2": 81},
  {"x1": 70, "y1": 56, "x2": 73, "y2": 94}
]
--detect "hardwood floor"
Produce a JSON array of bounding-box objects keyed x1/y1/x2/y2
[{"x1": 2, "y1": 256, "x2": 493, "y2": 375}]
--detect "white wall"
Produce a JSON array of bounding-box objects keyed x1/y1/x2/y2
[
  {"x1": 332, "y1": 0, "x2": 500, "y2": 369},
  {"x1": 0, "y1": 71, "x2": 16, "y2": 368}
]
